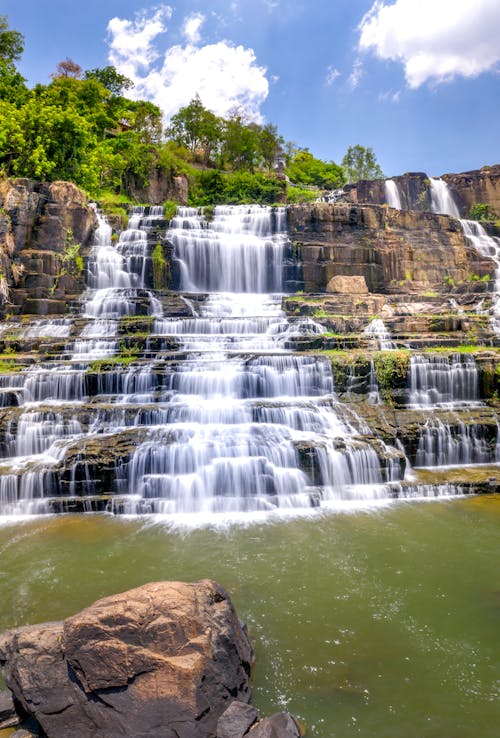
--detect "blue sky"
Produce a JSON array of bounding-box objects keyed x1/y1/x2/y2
[{"x1": 3, "y1": 0, "x2": 500, "y2": 177}]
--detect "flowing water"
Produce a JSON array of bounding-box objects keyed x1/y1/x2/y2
[
  {"x1": 0, "y1": 500, "x2": 498, "y2": 738},
  {"x1": 384, "y1": 180, "x2": 402, "y2": 210}
]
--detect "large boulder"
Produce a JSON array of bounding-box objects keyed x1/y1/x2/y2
[{"x1": 0, "y1": 580, "x2": 254, "y2": 738}]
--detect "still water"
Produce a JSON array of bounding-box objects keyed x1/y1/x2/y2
[{"x1": 0, "y1": 498, "x2": 498, "y2": 738}]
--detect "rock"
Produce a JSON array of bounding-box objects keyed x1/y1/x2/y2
[
  {"x1": 248, "y1": 713, "x2": 302, "y2": 738},
  {"x1": 10, "y1": 730, "x2": 38, "y2": 738},
  {"x1": 0, "y1": 580, "x2": 254, "y2": 738},
  {"x1": 217, "y1": 700, "x2": 260, "y2": 737},
  {"x1": 0, "y1": 688, "x2": 18, "y2": 728},
  {"x1": 326, "y1": 275, "x2": 368, "y2": 294}
]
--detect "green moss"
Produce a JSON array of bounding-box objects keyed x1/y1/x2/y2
[
  {"x1": 163, "y1": 200, "x2": 178, "y2": 221},
  {"x1": 373, "y1": 350, "x2": 411, "y2": 399},
  {"x1": 152, "y1": 242, "x2": 169, "y2": 290}
]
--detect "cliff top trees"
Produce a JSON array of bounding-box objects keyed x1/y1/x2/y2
[
  {"x1": 341, "y1": 144, "x2": 384, "y2": 183},
  {"x1": 286, "y1": 148, "x2": 345, "y2": 189},
  {"x1": 0, "y1": 15, "x2": 26, "y2": 102}
]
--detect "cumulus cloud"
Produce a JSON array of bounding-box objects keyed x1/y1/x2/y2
[
  {"x1": 182, "y1": 13, "x2": 205, "y2": 45},
  {"x1": 358, "y1": 0, "x2": 500, "y2": 88},
  {"x1": 107, "y1": 6, "x2": 172, "y2": 79},
  {"x1": 106, "y1": 7, "x2": 269, "y2": 123},
  {"x1": 325, "y1": 65, "x2": 341, "y2": 86}
]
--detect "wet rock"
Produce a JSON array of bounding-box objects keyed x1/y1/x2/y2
[
  {"x1": 0, "y1": 580, "x2": 254, "y2": 738},
  {"x1": 247, "y1": 712, "x2": 302, "y2": 738},
  {"x1": 217, "y1": 700, "x2": 260, "y2": 738}
]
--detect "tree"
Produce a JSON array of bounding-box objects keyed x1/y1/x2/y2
[
  {"x1": 341, "y1": 145, "x2": 384, "y2": 183},
  {"x1": 84, "y1": 66, "x2": 134, "y2": 96},
  {"x1": 167, "y1": 95, "x2": 222, "y2": 163},
  {"x1": 0, "y1": 15, "x2": 23, "y2": 65},
  {"x1": 52, "y1": 58, "x2": 82, "y2": 79},
  {"x1": 286, "y1": 148, "x2": 345, "y2": 189},
  {"x1": 0, "y1": 15, "x2": 26, "y2": 102}
]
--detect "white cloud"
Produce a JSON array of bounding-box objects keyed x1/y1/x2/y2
[
  {"x1": 348, "y1": 58, "x2": 363, "y2": 89},
  {"x1": 107, "y1": 7, "x2": 269, "y2": 123},
  {"x1": 358, "y1": 0, "x2": 500, "y2": 88},
  {"x1": 107, "y1": 6, "x2": 172, "y2": 79},
  {"x1": 182, "y1": 13, "x2": 205, "y2": 45},
  {"x1": 325, "y1": 66, "x2": 341, "y2": 86}
]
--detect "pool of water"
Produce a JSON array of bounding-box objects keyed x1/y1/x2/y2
[{"x1": 0, "y1": 497, "x2": 498, "y2": 737}]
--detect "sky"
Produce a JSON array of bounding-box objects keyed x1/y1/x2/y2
[{"x1": 3, "y1": 0, "x2": 500, "y2": 177}]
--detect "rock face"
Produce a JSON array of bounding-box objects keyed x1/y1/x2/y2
[
  {"x1": 0, "y1": 580, "x2": 254, "y2": 738},
  {"x1": 345, "y1": 166, "x2": 500, "y2": 219},
  {"x1": 288, "y1": 202, "x2": 493, "y2": 293},
  {"x1": 0, "y1": 178, "x2": 96, "y2": 316},
  {"x1": 127, "y1": 169, "x2": 189, "y2": 206},
  {"x1": 443, "y1": 165, "x2": 500, "y2": 218}
]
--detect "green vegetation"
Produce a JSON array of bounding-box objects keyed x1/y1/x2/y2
[
  {"x1": 163, "y1": 200, "x2": 178, "y2": 221},
  {"x1": 341, "y1": 145, "x2": 384, "y2": 184},
  {"x1": 152, "y1": 242, "x2": 168, "y2": 290},
  {"x1": 373, "y1": 350, "x2": 410, "y2": 400},
  {"x1": 470, "y1": 203, "x2": 496, "y2": 221},
  {"x1": 0, "y1": 16, "x2": 388, "y2": 208}
]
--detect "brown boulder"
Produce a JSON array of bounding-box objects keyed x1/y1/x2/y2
[
  {"x1": 326, "y1": 275, "x2": 368, "y2": 294},
  {"x1": 0, "y1": 580, "x2": 254, "y2": 738}
]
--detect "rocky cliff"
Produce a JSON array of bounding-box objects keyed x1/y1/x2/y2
[
  {"x1": 287, "y1": 202, "x2": 493, "y2": 293},
  {"x1": 0, "y1": 179, "x2": 96, "y2": 316},
  {"x1": 346, "y1": 165, "x2": 500, "y2": 219}
]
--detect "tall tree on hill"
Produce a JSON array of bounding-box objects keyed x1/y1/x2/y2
[
  {"x1": 341, "y1": 144, "x2": 384, "y2": 183},
  {"x1": 0, "y1": 15, "x2": 27, "y2": 102},
  {"x1": 167, "y1": 95, "x2": 222, "y2": 164}
]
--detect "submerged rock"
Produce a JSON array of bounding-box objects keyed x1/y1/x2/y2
[{"x1": 0, "y1": 580, "x2": 254, "y2": 738}]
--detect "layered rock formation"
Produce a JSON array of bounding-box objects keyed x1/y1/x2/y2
[
  {"x1": 287, "y1": 202, "x2": 493, "y2": 293},
  {"x1": 345, "y1": 165, "x2": 500, "y2": 219},
  {"x1": 0, "y1": 179, "x2": 96, "y2": 316}
]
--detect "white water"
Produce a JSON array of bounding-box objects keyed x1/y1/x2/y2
[
  {"x1": 428, "y1": 178, "x2": 500, "y2": 337},
  {"x1": 385, "y1": 180, "x2": 402, "y2": 210},
  {"x1": 429, "y1": 178, "x2": 460, "y2": 218},
  {"x1": 0, "y1": 201, "x2": 474, "y2": 520},
  {"x1": 408, "y1": 354, "x2": 480, "y2": 408},
  {"x1": 363, "y1": 318, "x2": 396, "y2": 350}
]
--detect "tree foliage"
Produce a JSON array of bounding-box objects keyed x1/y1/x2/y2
[
  {"x1": 341, "y1": 144, "x2": 384, "y2": 183},
  {"x1": 286, "y1": 148, "x2": 345, "y2": 189},
  {"x1": 0, "y1": 15, "x2": 351, "y2": 207}
]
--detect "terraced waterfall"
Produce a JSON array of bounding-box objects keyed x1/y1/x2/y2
[{"x1": 0, "y1": 203, "x2": 481, "y2": 521}]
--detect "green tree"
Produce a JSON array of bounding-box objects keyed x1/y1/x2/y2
[
  {"x1": 84, "y1": 66, "x2": 134, "y2": 96},
  {"x1": 258, "y1": 123, "x2": 284, "y2": 173},
  {"x1": 0, "y1": 15, "x2": 27, "y2": 102},
  {"x1": 167, "y1": 95, "x2": 222, "y2": 163},
  {"x1": 341, "y1": 144, "x2": 384, "y2": 184},
  {"x1": 286, "y1": 148, "x2": 345, "y2": 189}
]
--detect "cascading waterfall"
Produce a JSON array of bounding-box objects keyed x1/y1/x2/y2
[
  {"x1": 363, "y1": 318, "x2": 396, "y2": 350},
  {"x1": 415, "y1": 417, "x2": 500, "y2": 468},
  {"x1": 408, "y1": 354, "x2": 480, "y2": 407},
  {"x1": 384, "y1": 180, "x2": 402, "y2": 210},
  {"x1": 428, "y1": 177, "x2": 500, "y2": 337},
  {"x1": 459, "y1": 219, "x2": 500, "y2": 335},
  {"x1": 119, "y1": 205, "x2": 406, "y2": 517},
  {"x1": 429, "y1": 178, "x2": 460, "y2": 218},
  {"x1": 0, "y1": 200, "x2": 473, "y2": 521}
]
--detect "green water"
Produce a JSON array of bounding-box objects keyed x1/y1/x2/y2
[{"x1": 0, "y1": 498, "x2": 498, "y2": 738}]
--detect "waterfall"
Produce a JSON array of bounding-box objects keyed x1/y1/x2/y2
[
  {"x1": 415, "y1": 418, "x2": 499, "y2": 468},
  {"x1": 0, "y1": 200, "x2": 476, "y2": 521},
  {"x1": 428, "y1": 178, "x2": 500, "y2": 338},
  {"x1": 429, "y1": 178, "x2": 460, "y2": 217},
  {"x1": 385, "y1": 180, "x2": 402, "y2": 210},
  {"x1": 408, "y1": 354, "x2": 480, "y2": 407},
  {"x1": 460, "y1": 219, "x2": 500, "y2": 335},
  {"x1": 363, "y1": 318, "x2": 396, "y2": 350}
]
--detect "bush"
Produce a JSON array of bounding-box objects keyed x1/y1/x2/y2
[
  {"x1": 286, "y1": 185, "x2": 318, "y2": 203},
  {"x1": 470, "y1": 203, "x2": 496, "y2": 221}
]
